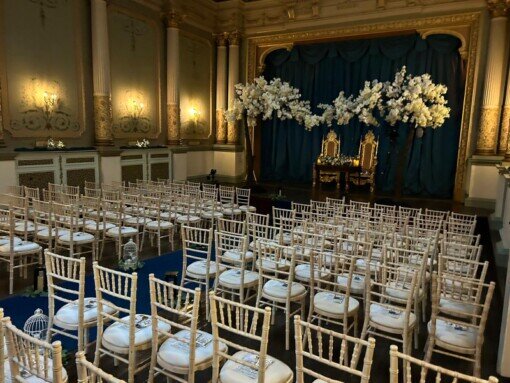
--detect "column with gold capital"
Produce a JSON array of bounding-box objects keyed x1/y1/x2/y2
[
  {"x1": 215, "y1": 33, "x2": 228, "y2": 144},
  {"x1": 476, "y1": 0, "x2": 509, "y2": 154},
  {"x1": 165, "y1": 12, "x2": 181, "y2": 145},
  {"x1": 91, "y1": 0, "x2": 114, "y2": 146},
  {"x1": 227, "y1": 31, "x2": 241, "y2": 145}
]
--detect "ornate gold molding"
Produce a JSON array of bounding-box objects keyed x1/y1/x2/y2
[
  {"x1": 228, "y1": 30, "x2": 241, "y2": 46},
  {"x1": 487, "y1": 0, "x2": 509, "y2": 17},
  {"x1": 216, "y1": 109, "x2": 227, "y2": 144},
  {"x1": 93, "y1": 95, "x2": 113, "y2": 146},
  {"x1": 502, "y1": 106, "x2": 510, "y2": 157},
  {"x1": 476, "y1": 107, "x2": 500, "y2": 154},
  {"x1": 246, "y1": 11, "x2": 481, "y2": 202},
  {"x1": 258, "y1": 43, "x2": 294, "y2": 75},
  {"x1": 227, "y1": 120, "x2": 238, "y2": 144},
  {"x1": 167, "y1": 103, "x2": 180, "y2": 145},
  {"x1": 0, "y1": 79, "x2": 5, "y2": 147},
  {"x1": 215, "y1": 32, "x2": 229, "y2": 47},
  {"x1": 164, "y1": 11, "x2": 182, "y2": 28},
  {"x1": 418, "y1": 28, "x2": 468, "y2": 60}
]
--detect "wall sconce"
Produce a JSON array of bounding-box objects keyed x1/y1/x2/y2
[
  {"x1": 189, "y1": 105, "x2": 201, "y2": 125},
  {"x1": 129, "y1": 99, "x2": 145, "y2": 119},
  {"x1": 42, "y1": 91, "x2": 59, "y2": 130},
  {"x1": 115, "y1": 90, "x2": 151, "y2": 134}
]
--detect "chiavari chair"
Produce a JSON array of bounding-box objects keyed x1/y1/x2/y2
[
  {"x1": 311, "y1": 200, "x2": 333, "y2": 222},
  {"x1": 248, "y1": 221, "x2": 282, "y2": 253},
  {"x1": 292, "y1": 232, "x2": 328, "y2": 282},
  {"x1": 148, "y1": 275, "x2": 226, "y2": 383},
  {"x1": 450, "y1": 212, "x2": 477, "y2": 225},
  {"x1": 219, "y1": 185, "x2": 236, "y2": 208},
  {"x1": 390, "y1": 344, "x2": 498, "y2": 383},
  {"x1": 180, "y1": 226, "x2": 219, "y2": 319},
  {"x1": 76, "y1": 351, "x2": 126, "y2": 383},
  {"x1": 424, "y1": 208, "x2": 450, "y2": 221},
  {"x1": 53, "y1": 202, "x2": 96, "y2": 260},
  {"x1": 307, "y1": 251, "x2": 360, "y2": 335},
  {"x1": 443, "y1": 231, "x2": 481, "y2": 246},
  {"x1": 398, "y1": 206, "x2": 422, "y2": 225},
  {"x1": 202, "y1": 183, "x2": 217, "y2": 194},
  {"x1": 32, "y1": 199, "x2": 56, "y2": 251},
  {"x1": 102, "y1": 199, "x2": 139, "y2": 261},
  {"x1": 443, "y1": 219, "x2": 476, "y2": 238},
  {"x1": 3, "y1": 194, "x2": 36, "y2": 240},
  {"x1": 93, "y1": 263, "x2": 169, "y2": 383},
  {"x1": 291, "y1": 202, "x2": 312, "y2": 220},
  {"x1": 295, "y1": 317, "x2": 376, "y2": 383},
  {"x1": 440, "y1": 241, "x2": 482, "y2": 263},
  {"x1": 326, "y1": 196, "x2": 346, "y2": 215},
  {"x1": 236, "y1": 187, "x2": 257, "y2": 214},
  {"x1": 438, "y1": 256, "x2": 488, "y2": 282},
  {"x1": 272, "y1": 207, "x2": 296, "y2": 245},
  {"x1": 84, "y1": 186, "x2": 102, "y2": 198},
  {"x1": 46, "y1": 250, "x2": 116, "y2": 352},
  {"x1": 4, "y1": 185, "x2": 24, "y2": 197},
  {"x1": 84, "y1": 181, "x2": 99, "y2": 189},
  {"x1": 82, "y1": 195, "x2": 112, "y2": 260},
  {"x1": 425, "y1": 273, "x2": 495, "y2": 377},
  {"x1": 200, "y1": 193, "x2": 224, "y2": 229},
  {"x1": 24, "y1": 186, "x2": 40, "y2": 217},
  {"x1": 255, "y1": 243, "x2": 306, "y2": 350},
  {"x1": 141, "y1": 195, "x2": 174, "y2": 255},
  {"x1": 175, "y1": 195, "x2": 202, "y2": 227},
  {"x1": 0, "y1": 204, "x2": 42, "y2": 294},
  {"x1": 209, "y1": 292, "x2": 294, "y2": 383},
  {"x1": 349, "y1": 200, "x2": 371, "y2": 212},
  {"x1": 360, "y1": 262, "x2": 418, "y2": 355},
  {"x1": 373, "y1": 202, "x2": 396, "y2": 218},
  {"x1": 3, "y1": 316, "x2": 68, "y2": 382},
  {"x1": 214, "y1": 231, "x2": 258, "y2": 304}
]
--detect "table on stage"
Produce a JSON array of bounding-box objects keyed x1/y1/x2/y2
[{"x1": 312, "y1": 163, "x2": 361, "y2": 192}]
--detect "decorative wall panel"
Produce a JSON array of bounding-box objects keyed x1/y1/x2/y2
[
  {"x1": 0, "y1": 0, "x2": 86, "y2": 138},
  {"x1": 150, "y1": 162, "x2": 169, "y2": 181},
  {"x1": 19, "y1": 172, "x2": 55, "y2": 190},
  {"x1": 180, "y1": 32, "x2": 212, "y2": 140},
  {"x1": 122, "y1": 164, "x2": 144, "y2": 183},
  {"x1": 108, "y1": 6, "x2": 161, "y2": 139},
  {"x1": 66, "y1": 168, "x2": 96, "y2": 191}
]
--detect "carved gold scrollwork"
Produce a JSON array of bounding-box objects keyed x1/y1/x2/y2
[
  {"x1": 418, "y1": 28, "x2": 469, "y2": 60},
  {"x1": 476, "y1": 107, "x2": 500, "y2": 154},
  {"x1": 487, "y1": 0, "x2": 509, "y2": 17},
  {"x1": 216, "y1": 109, "x2": 227, "y2": 144},
  {"x1": 93, "y1": 95, "x2": 113, "y2": 145},
  {"x1": 167, "y1": 103, "x2": 180, "y2": 145},
  {"x1": 227, "y1": 120, "x2": 238, "y2": 144}
]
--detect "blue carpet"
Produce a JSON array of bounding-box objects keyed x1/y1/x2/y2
[{"x1": 0, "y1": 250, "x2": 184, "y2": 351}]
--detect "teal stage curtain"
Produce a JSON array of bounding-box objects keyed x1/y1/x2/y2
[{"x1": 260, "y1": 33, "x2": 465, "y2": 197}]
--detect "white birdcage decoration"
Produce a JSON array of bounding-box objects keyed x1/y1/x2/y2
[
  {"x1": 123, "y1": 238, "x2": 138, "y2": 266},
  {"x1": 23, "y1": 309, "x2": 49, "y2": 340}
]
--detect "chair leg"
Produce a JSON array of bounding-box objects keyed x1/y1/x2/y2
[{"x1": 474, "y1": 349, "x2": 482, "y2": 377}]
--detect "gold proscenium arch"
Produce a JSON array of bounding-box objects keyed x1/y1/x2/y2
[{"x1": 246, "y1": 12, "x2": 481, "y2": 202}]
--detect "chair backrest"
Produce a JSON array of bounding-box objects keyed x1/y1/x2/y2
[
  {"x1": 217, "y1": 217, "x2": 246, "y2": 235},
  {"x1": 291, "y1": 202, "x2": 312, "y2": 220},
  {"x1": 215, "y1": 231, "x2": 249, "y2": 270},
  {"x1": 438, "y1": 255, "x2": 488, "y2": 281},
  {"x1": 358, "y1": 130, "x2": 378, "y2": 173},
  {"x1": 389, "y1": 345, "x2": 498, "y2": 383},
  {"x1": 246, "y1": 212, "x2": 270, "y2": 226},
  {"x1": 219, "y1": 185, "x2": 235, "y2": 205},
  {"x1": 76, "y1": 351, "x2": 126, "y2": 383},
  {"x1": 181, "y1": 225, "x2": 213, "y2": 271},
  {"x1": 149, "y1": 274, "x2": 201, "y2": 382},
  {"x1": 450, "y1": 212, "x2": 477, "y2": 224},
  {"x1": 443, "y1": 232, "x2": 481, "y2": 246},
  {"x1": 45, "y1": 250, "x2": 87, "y2": 350},
  {"x1": 294, "y1": 317, "x2": 376, "y2": 383},
  {"x1": 440, "y1": 241, "x2": 482, "y2": 262},
  {"x1": 398, "y1": 206, "x2": 422, "y2": 223},
  {"x1": 3, "y1": 316, "x2": 65, "y2": 382},
  {"x1": 5, "y1": 185, "x2": 24, "y2": 197},
  {"x1": 235, "y1": 187, "x2": 251, "y2": 206},
  {"x1": 373, "y1": 203, "x2": 396, "y2": 217},
  {"x1": 423, "y1": 208, "x2": 449, "y2": 221},
  {"x1": 24, "y1": 186, "x2": 40, "y2": 203},
  {"x1": 209, "y1": 293, "x2": 272, "y2": 383}
]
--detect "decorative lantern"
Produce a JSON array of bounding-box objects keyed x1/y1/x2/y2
[
  {"x1": 23, "y1": 309, "x2": 49, "y2": 340},
  {"x1": 123, "y1": 238, "x2": 138, "y2": 267}
]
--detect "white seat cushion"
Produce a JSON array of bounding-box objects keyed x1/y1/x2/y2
[
  {"x1": 124, "y1": 217, "x2": 152, "y2": 226},
  {"x1": 218, "y1": 269, "x2": 259, "y2": 289},
  {"x1": 385, "y1": 281, "x2": 421, "y2": 300},
  {"x1": 262, "y1": 279, "x2": 306, "y2": 300},
  {"x1": 219, "y1": 351, "x2": 293, "y2": 383},
  {"x1": 294, "y1": 264, "x2": 329, "y2": 282},
  {"x1": 37, "y1": 228, "x2": 70, "y2": 239},
  {"x1": 186, "y1": 261, "x2": 225, "y2": 279},
  {"x1": 102, "y1": 314, "x2": 170, "y2": 353},
  {"x1": 3, "y1": 357, "x2": 68, "y2": 383},
  {"x1": 313, "y1": 292, "x2": 359, "y2": 317},
  {"x1": 145, "y1": 220, "x2": 173, "y2": 229},
  {"x1": 369, "y1": 303, "x2": 416, "y2": 329},
  {"x1": 157, "y1": 329, "x2": 227, "y2": 370},
  {"x1": 201, "y1": 211, "x2": 223, "y2": 219},
  {"x1": 57, "y1": 232, "x2": 95, "y2": 244},
  {"x1": 239, "y1": 205, "x2": 256, "y2": 213},
  {"x1": 249, "y1": 240, "x2": 279, "y2": 251},
  {"x1": 83, "y1": 221, "x2": 117, "y2": 231},
  {"x1": 54, "y1": 298, "x2": 116, "y2": 329},
  {"x1": 439, "y1": 297, "x2": 476, "y2": 316},
  {"x1": 223, "y1": 249, "x2": 254, "y2": 262},
  {"x1": 428, "y1": 319, "x2": 477, "y2": 349},
  {"x1": 337, "y1": 273, "x2": 366, "y2": 295},
  {"x1": 0, "y1": 235, "x2": 22, "y2": 246},
  {"x1": 222, "y1": 208, "x2": 242, "y2": 216},
  {"x1": 259, "y1": 257, "x2": 290, "y2": 271},
  {"x1": 176, "y1": 215, "x2": 201, "y2": 224},
  {"x1": 14, "y1": 221, "x2": 36, "y2": 233},
  {"x1": 105, "y1": 226, "x2": 138, "y2": 237},
  {"x1": 0, "y1": 241, "x2": 40, "y2": 253},
  {"x1": 355, "y1": 258, "x2": 380, "y2": 273}
]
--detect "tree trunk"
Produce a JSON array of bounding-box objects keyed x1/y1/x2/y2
[
  {"x1": 394, "y1": 127, "x2": 416, "y2": 199},
  {"x1": 243, "y1": 114, "x2": 256, "y2": 184}
]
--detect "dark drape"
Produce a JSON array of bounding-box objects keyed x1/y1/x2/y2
[{"x1": 260, "y1": 33, "x2": 465, "y2": 197}]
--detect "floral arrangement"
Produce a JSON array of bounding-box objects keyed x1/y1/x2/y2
[
  {"x1": 136, "y1": 138, "x2": 150, "y2": 148},
  {"x1": 46, "y1": 138, "x2": 65, "y2": 149},
  {"x1": 225, "y1": 77, "x2": 321, "y2": 130}
]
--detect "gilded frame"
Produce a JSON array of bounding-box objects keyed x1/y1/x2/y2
[
  {"x1": 246, "y1": 12, "x2": 482, "y2": 202},
  {"x1": 0, "y1": 0, "x2": 87, "y2": 138},
  {"x1": 107, "y1": 3, "x2": 163, "y2": 140}
]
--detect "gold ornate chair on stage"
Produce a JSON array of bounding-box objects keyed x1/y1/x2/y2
[
  {"x1": 351, "y1": 131, "x2": 379, "y2": 193},
  {"x1": 313, "y1": 131, "x2": 344, "y2": 188}
]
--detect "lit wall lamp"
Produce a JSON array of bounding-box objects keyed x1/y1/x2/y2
[
  {"x1": 189, "y1": 104, "x2": 201, "y2": 125},
  {"x1": 42, "y1": 91, "x2": 59, "y2": 130}
]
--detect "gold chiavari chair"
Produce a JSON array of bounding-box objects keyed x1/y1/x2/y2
[
  {"x1": 214, "y1": 231, "x2": 258, "y2": 304},
  {"x1": 294, "y1": 317, "x2": 376, "y2": 383},
  {"x1": 76, "y1": 351, "x2": 126, "y2": 383},
  {"x1": 141, "y1": 195, "x2": 174, "y2": 255},
  {"x1": 390, "y1": 345, "x2": 498, "y2": 383},
  {"x1": 102, "y1": 199, "x2": 139, "y2": 261},
  {"x1": 217, "y1": 217, "x2": 246, "y2": 235},
  {"x1": 255, "y1": 243, "x2": 307, "y2": 350},
  {"x1": 33, "y1": 199, "x2": 56, "y2": 251},
  {"x1": 236, "y1": 187, "x2": 256, "y2": 214},
  {"x1": 219, "y1": 185, "x2": 236, "y2": 208},
  {"x1": 209, "y1": 292, "x2": 294, "y2": 383},
  {"x1": 443, "y1": 231, "x2": 481, "y2": 246},
  {"x1": 3, "y1": 316, "x2": 68, "y2": 382},
  {"x1": 291, "y1": 202, "x2": 312, "y2": 221},
  {"x1": 93, "y1": 263, "x2": 169, "y2": 383},
  {"x1": 425, "y1": 273, "x2": 495, "y2": 377},
  {"x1": 148, "y1": 275, "x2": 227, "y2": 383},
  {"x1": 398, "y1": 206, "x2": 422, "y2": 225}
]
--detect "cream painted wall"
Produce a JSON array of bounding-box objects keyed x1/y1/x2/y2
[
  {"x1": 468, "y1": 164, "x2": 499, "y2": 201},
  {"x1": 100, "y1": 156, "x2": 122, "y2": 184},
  {"x1": 172, "y1": 152, "x2": 188, "y2": 181},
  {"x1": 0, "y1": 160, "x2": 18, "y2": 193},
  {"x1": 187, "y1": 151, "x2": 214, "y2": 177}
]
